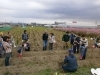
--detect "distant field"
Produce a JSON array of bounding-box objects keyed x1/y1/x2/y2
[{"x1": 0, "y1": 26, "x2": 100, "y2": 75}]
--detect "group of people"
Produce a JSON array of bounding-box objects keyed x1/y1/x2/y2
[
  {"x1": 42, "y1": 30, "x2": 89, "y2": 72},
  {"x1": 0, "y1": 30, "x2": 30, "y2": 66},
  {"x1": 42, "y1": 30, "x2": 56, "y2": 50},
  {"x1": 0, "y1": 31, "x2": 15, "y2": 66},
  {"x1": 61, "y1": 31, "x2": 89, "y2": 72},
  {"x1": 61, "y1": 32, "x2": 100, "y2": 72},
  {"x1": 17, "y1": 30, "x2": 30, "y2": 57},
  {"x1": 0, "y1": 29, "x2": 99, "y2": 74}
]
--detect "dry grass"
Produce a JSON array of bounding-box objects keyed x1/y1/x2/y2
[{"x1": 0, "y1": 27, "x2": 99, "y2": 75}]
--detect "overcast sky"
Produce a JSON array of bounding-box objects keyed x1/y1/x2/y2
[{"x1": 0, "y1": 0, "x2": 100, "y2": 24}]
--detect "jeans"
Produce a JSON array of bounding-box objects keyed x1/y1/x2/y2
[
  {"x1": 80, "y1": 46, "x2": 87, "y2": 59},
  {"x1": 5, "y1": 53, "x2": 11, "y2": 66},
  {"x1": 76, "y1": 44, "x2": 80, "y2": 53},
  {"x1": 62, "y1": 65, "x2": 77, "y2": 72},
  {"x1": 49, "y1": 43, "x2": 53, "y2": 50},
  {"x1": 5, "y1": 57, "x2": 10, "y2": 66},
  {"x1": 73, "y1": 45, "x2": 77, "y2": 53},
  {"x1": 43, "y1": 40, "x2": 48, "y2": 50}
]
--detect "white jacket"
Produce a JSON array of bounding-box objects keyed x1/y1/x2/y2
[
  {"x1": 48, "y1": 36, "x2": 56, "y2": 43},
  {"x1": 80, "y1": 38, "x2": 88, "y2": 47}
]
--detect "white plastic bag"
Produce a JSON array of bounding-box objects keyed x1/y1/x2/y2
[{"x1": 91, "y1": 68, "x2": 100, "y2": 75}]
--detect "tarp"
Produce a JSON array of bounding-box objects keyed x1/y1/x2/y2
[{"x1": 0, "y1": 26, "x2": 12, "y2": 31}]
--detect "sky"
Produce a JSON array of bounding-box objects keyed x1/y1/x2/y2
[{"x1": 0, "y1": 0, "x2": 100, "y2": 24}]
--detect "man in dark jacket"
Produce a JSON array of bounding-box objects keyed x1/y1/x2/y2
[
  {"x1": 69, "y1": 33, "x2": 76, "y2": 47},
  {"x1": 62, "y1": 32, "x2": 70, "y2": 49},
  {"x1": 74, "y1": 36, "x2": 81, "y2": 54},
  {"x1": 42, "y1": 31, "x2": 48, "y2": 50},
  {"x1": 62, "y1": 49, "x2": 78, "y2": 72}
]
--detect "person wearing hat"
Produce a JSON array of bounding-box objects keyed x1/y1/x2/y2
[{"x1": 62, "y1": 49, "x2": 78, "y2": 72}]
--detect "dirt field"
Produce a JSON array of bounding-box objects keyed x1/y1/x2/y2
[{"x1": 0, "y1": 27, "x2": 100, "y2": 75}]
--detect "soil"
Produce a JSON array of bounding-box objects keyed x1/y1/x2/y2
[{"x1": 0, "y1": 27, "x2": 100, "y2": 75}]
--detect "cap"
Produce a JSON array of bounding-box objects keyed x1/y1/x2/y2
[{"x1": 68, "y1": 49, "x2": 73, "y2": 53}]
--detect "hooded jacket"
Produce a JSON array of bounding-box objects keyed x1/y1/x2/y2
[{"x1": 64, "y1": 54, "x2": 78, "y2": 71}]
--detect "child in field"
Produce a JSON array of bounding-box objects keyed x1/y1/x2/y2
[
  {"x1": 22, "y1": 40, "x2": 30, "y2": 51},
  {"x1": 17, "y1": 45, "x2": 23, "y2": 58}
]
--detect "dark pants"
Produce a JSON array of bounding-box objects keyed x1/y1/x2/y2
[
  {"x1": 5, "y1": 53, "x2": 11, "y2": 66},
  {"x1": 49, "y1": 43, "x2": 53, "y2": 50},
  {"x1": 70, "y1": 39, "x2": 74, "y2": 47},
  {"x1": 73, "y1": 45, "x2": 77, "y2": 53},
  {"x1": 5, "y1": 57, "x2": 10, "y2": 66},
  {"x1": 76, "y1": 44, "x2": 80, "y2": 53},
  {"x1": 62, "y1": 65, "x2": 77, "y2": 72},
  {"x1": 43, "y1": 40, "x2": 48, "y2": 50}
]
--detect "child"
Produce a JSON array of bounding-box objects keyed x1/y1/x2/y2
[
  {"x1": 17, "y1": 45, "x2": 23, "y2": 58},
  {"x1": 22, "y1": 40, "x2": 30, "y2": 51}
]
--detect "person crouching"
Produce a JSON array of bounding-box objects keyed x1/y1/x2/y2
[{"x1": 62, "y1": 49, "x2": 78, "y2": 72}]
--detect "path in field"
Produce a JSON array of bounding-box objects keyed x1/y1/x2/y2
[{"x1": 0, "y1": 27, "x2": 100, "y2": 75}]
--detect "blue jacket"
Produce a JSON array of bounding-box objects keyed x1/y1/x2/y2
[{"x1": 64, "y1": 54, "x2": 78, "y2": 71}]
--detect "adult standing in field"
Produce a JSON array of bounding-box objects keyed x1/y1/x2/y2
[
  {"x1": 73, "y1": 35, "x2": 81, "y2": 54},
  {"x1": 48, "y1": 33, "x2": 56, "y2": 50},
  {"x1": 62, "y1": 32, "x2": 70, "y2": 49},
  {"x1": 42, "y1": 30, "x2": 48, "y2": 51},
  {"x1": 62, "y1": 49, "x2": 78, "y2": 72},
  {"x1": 22, "y1": 30, "x2": 29, "y2": 42},
  {"x1": 69, "y1": 32, "x2": 76, "y2": 47},
  {"x1": 7, "y1": 31, "x2": 16, "y2": 47},
  {"x1": 2, "y1": 36, "x2": 12, "y2": 66},
  {"x1": 80, "y1": 35, "x2": 88, "y2": 60}
]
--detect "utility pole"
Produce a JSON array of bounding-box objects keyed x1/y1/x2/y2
[{"x1": 95, "y1": 21, "x2": 97, "y2": 28}]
